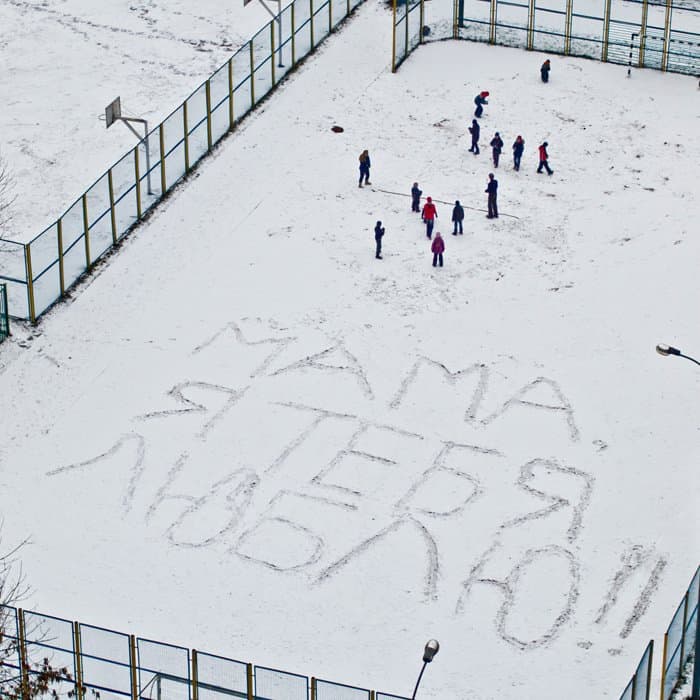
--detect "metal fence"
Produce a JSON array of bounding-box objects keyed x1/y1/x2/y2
[
  {"x1": 0, "y1": 0, "x2": 364, "y2": 323},
  {"x1": 392, "y1": 0, "x2": 700, "y2": 74},
  {"x1": 659, "y1": 566, "x2": 699, "y2": 700},
  {"x1": 0, "y1": 283, "x2": 9, "y2": 341},
  {"x1": 619, "y1": 640, "x2": 654, "y2": 700},
  {"x1": 0, "y1": 605, "x2": 409, "y2": 700}
]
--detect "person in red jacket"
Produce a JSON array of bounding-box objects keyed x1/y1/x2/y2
[
  {"x1": 537, "y1": 141, "x2": 553, "y2": 175},
  {"x1": 431, "y1": 232, "x2": 445, "y2": 267},
  {"x1": 421, "y1": 196, "x2": 438, "y2": 239}
]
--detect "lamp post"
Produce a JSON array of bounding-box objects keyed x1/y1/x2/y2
[
  {"x1": 655, "y1": 344, "x2": 700, "y2": 367},
  {"x1": 411, "y1": 639, "x2": 440, "y2": 699}
]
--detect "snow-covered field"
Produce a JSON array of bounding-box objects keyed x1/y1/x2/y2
[{"x1": 1, "y1": 1, "x2": 699, "y2": 699}]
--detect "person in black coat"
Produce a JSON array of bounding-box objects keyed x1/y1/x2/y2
[
  {"x1": 468, "y1": 119, "x2": 480, "y2": 155},
  {"x1": 374, "y1": 221, "x2": 385, "y2": 259},
  {"x1": 411, "y1": 182, "x2": 422, "y2": 212},
  {"x1": 541, "y1": 59, "x2": 551, "y2": 83},
  {"x1": 490, "y1": 132, "x2": 504, "y2": 168},
  {"x1": 512, "y1": 135, "x2": 525, "y2": 171},
  {"x1": 452, "y1": 201, "x2": 464, "y2": 235},
  {"x1": 485, "y1": 173, "x2": 498, "y2": 219}
]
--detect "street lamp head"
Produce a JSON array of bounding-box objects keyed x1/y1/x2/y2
[
  {"x1": 422, "y1": 639, "x2": 440, "y2": 663},
  {"x1": 656, "y1": 343, "x2": 681, "y2": 357}
]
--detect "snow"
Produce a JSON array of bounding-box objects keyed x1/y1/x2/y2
[{"x1": 1, "y1": 1, "x2": 699, "y2": 699}]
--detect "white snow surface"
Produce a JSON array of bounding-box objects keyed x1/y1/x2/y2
[{"x1": 1, "y1": 1, "x2": 700, "y2": 699}]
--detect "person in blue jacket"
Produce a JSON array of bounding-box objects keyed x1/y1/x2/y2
[
  {"x1": 411, "y1": 182, "x2": 422, "y2": 212},
  {"x1": 512, "y1": 135, "x2": 525, "y2": 171},
  {"x1": 485, "y1": 173, "x2": 498, "y2": 219},
  {"x1": 358, "y1": 149, "x2": 371, "y2": 187},
  {"x1": 474, "y1": 91, "x2": 489, "y2": 118}
]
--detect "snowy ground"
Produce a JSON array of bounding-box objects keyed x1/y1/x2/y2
[{"x1": 1, "y1": 1, "x2": 700, "y2": 699}]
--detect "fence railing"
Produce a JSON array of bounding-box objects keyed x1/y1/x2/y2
[
  {"x1": 0, "y1": 0, "x2": 364, "y2": 323},
  {"x1": 392, "y1": 0, "x2": 700, "y2": 75},
  {"x1": 0, "y1": 283, "x2": 8, "y2": 341},
  {"x1": 619, "y1": 640, "x2": 654, "y2": 700},
  {"x1": 0, "y1": 605, "x2": 409, "y2": 700},
  {"x1": 659, "y1": 566, "x2": 699, "y2": 700},
  {"x1": 619, "y1": 565, "x2": 700, "y2": 700}
]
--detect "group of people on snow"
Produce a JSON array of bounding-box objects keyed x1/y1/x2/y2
[{"x1": 361, "y1": 58, "x2": 556, "y2": 265}]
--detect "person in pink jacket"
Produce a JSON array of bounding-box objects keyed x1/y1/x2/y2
[{"x1": 431, "y1": 232, "x2": 445, "y2": 267}]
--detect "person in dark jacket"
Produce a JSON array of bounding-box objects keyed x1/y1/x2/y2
[
  {"x1": 452, "y1": 201, "x2": 464, "y2": 235},
  {"x1": 411, "y1": 182, "x2": 422, "y2": 212},
  {"x1": 485, "y1": 173, "x2": 498, "y2": 219},
  {"x1": 468, "y1": 119, "x2": 480, "y2": 154},
  {"x1": 422, "y1": 196, "x2": 438, "y2": 239},
  {"x1": 374, "y1": 221, "x2": 385, "y2": 259},
  {"x1": 512, "y1": 135, "x2": 525, "y2": 171},
  {"x1": 490, "y1": 132, "x2": 504, "y2": 168},
  {"x1": 474, "y1": 91, "x2": 489, "y2": 118},
  {"x1": 541, "y1": 59, "x2": 551, "y2": 83},
  {"x1": 431, "y1": 232, "x2": 445, "y2": 267},
  {"x1": 358, "y1": 149, "x2": 371, "y2": 187},
  {"x1": 537, "y1": 141, "x2": 553, "y2": 175}
]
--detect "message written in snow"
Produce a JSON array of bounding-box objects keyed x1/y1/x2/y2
[{"x1": 47, "y1": 321, "x2": 666, "y2": 651}]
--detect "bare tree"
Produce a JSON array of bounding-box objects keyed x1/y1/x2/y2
[
  {"x1": 0, "y1": 533, "x2": 97, "y2": 699},
  {"x1": 0, "y1": 150, "x2": 15, "y2": 231}
]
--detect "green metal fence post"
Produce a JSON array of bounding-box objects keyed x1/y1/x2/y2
[
  {"x1": 24, "y1": 244, "x2": 36, "y2": 324},
  {"x1": 328, "y1": 0, "x2": 332, "y2": 34},
  {"x1": 565, "y1": 0, "x2": 573, "y2": 55},
  {"x1": 659, "y1": 632, "x2": 668, "y2": 700},
  {"x1": 489, "y1": 0, "x2": 497, "y2": 45},
  {"x1": 405, "y1": 0, "x2": 409, "y2": 56},
  {"x1": 292, "y1": 2, "x2": 297, "y2": 66},
  {"x1": 310, "y1": 0, "x2": 315, "y2": 49},
  {"x1": 311, "y1": 677, "x2": 317, "y2": 700},
  {"x1": 205, "y1": 79, "x2": 213, "y2": 150},
  {"x1": 270, "y1": 22, "x2": 276, "y2": 87},
  {"x1": 73, "y1": 621, "x2": 84, "y2": 699},
  {"x1": 661, "y1": 0, "x2": 672, "y2": 71},
  {"x1": 646, "y1": 640, "x2": 654, "y2": 700},
  {"x1": 18, "y1": 608, "x2": 30, "y2": 698},
  {"x1": 639, "y1": 0, "x2": 649, "y2": 67},
  {"x1": 129, "y1": 634, "x2": 139, "y2": 700},
  {"x1": 183, "y1": 102, "x2": 191, "y2": 172},
  {"x1": 0, "y1": 284, "x2": 9, "y2": 339},
  {"x1": 249, "y1": 41, "x2": 256, "y2": 106},
  {"x1": 82, "y1": 193, "x2": 91, "y2": 269},
  {"x1": 192, "y1": 649, "x2": 199, "y2": 700},
  {"x1": 228, "y1": 57, "x2": 235, "y2": 129},
  {"x1": 391, "y1": 0, "x2": 397, "y2": 72},
  {"x1": 57, "y1": 218, "x2": 65, "y2": 297},
  {"x1": 420, "y1": 0, "x2": 425, "y2": 44},
  {"x1": 246, "y1": 663, "x2": 254, "y2": 700},
  {"x1": 108, "y1": 169, "x2": 117, "y2": 245},
  {"x1": 679, "y1": 593, "x2": 689, "y2": 676},
  {"x1": 159, "y1": 124, "x2": 167, "y2": 193},
  {"x1": 134, "y1": 146, "x2": 142, "y2": 219},
  {"x1": 602, "y1": 0, "x2": 612, "y2": 62},
  {"x1": 527, "y1": 0, "x2": 536, "y2": 50}
]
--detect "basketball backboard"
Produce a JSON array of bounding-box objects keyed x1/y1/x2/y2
[{"x1": 105, "y1": 97, "x2": 122, "y2": 128}]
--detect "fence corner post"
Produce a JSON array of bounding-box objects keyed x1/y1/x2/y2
[
  {"x1": 24, "y1": 244, "x2": 36, "y2": 324},
  {"x1": 246, "y1": 662, "x2": 254, "y2": 700}
]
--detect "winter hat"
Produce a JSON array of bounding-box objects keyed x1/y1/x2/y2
[
  {"x1": 376, "y1": 221, "x2": 382, "y2": 226},
  {"x1": 543, "y1": 141, "x2": 548, "y2": 147},
  {"x1": 455, "y1": 200, "x2": 460, "y2": 205},
  {"x1": 427, "y1": 196, "x2": 432, "y2": 202},
  {"x1": 495, "y1": 132, "x2": 500, "y2": 136},
  {"x1": 481, "y1": 91, "x2": 490, "y2": 97}
]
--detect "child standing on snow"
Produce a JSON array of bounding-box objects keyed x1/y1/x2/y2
[
  {"x1": 452, "y1": 201, "x2": 464, "y2": 235},
  {"x1": 474, "y1": 91, "x2": 489, "y2": 118},
  {"x1": 374, "y1": 221, "x2": 385, "y2": 259},
  {"x1": 411, "y1": 182, "x2": 422, "y2": 212},
  {"x1": 422, "y1": 197, "x2": 438, "y2": 239},
  {"x1": 468, "y1": 119, "x2": 480, "y2": 154},
  {"x1": 512, "y1": 135, "x2": 525, "y2": 171},
  {"x1": 485, "y1": 173, "x2": 498, "y2": 219},
  {"x1": 541, "y1": 59, "x2": 551, "y2": 83},
  {"x1": 431, "y1": 232, "x2": 445, "y2": 267},
  {"x1": 358, "y1": 149, "x2": 371, "y2": 187},
  {"x1": 490, "y1": 132, "x2": 504, "y2": 168},
  {"x1": 537, "y1": 142, "x2": 553, "y2": 175}
]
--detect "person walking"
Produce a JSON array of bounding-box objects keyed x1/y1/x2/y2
[
  {"x1": 474, "y1": 91, "x2": 489, "y2": 118},
  {"x1": 490, "y1": 131, "x2": 504, "y2": 168},
  {"x1": 452, "y1": 200, "x2": 464, "y2": 235},
  {"x1": 541, "y1": 59, "x2": 551, "y2": 83},
  {"x1": 537, "y1": 141, "x2": 553, "y2": 175},
  {"x1": 411, "y1": 182, "x2": 422, "y2": 212},
  {"x1": 485, "y1": 173, "x2": 498, "y2": 219},
  {"x1": 422, "y1": 196, "x2": 438, "y2": 239},
  {"x1": 374, "y1": 221, "x2": 385, "y2": 259},
  {"x1": 358, "y1": 149, "x2": 371, "y2": 187},
  {"x1": 512, "y1": 135, "x2": 525, "y2": 171},
  {"x1": 431, "y1": 232, "x2": 445, "y2": 267},
  {"x1": 468, "y1": 118, "x2": 480, "y2": 154}
]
